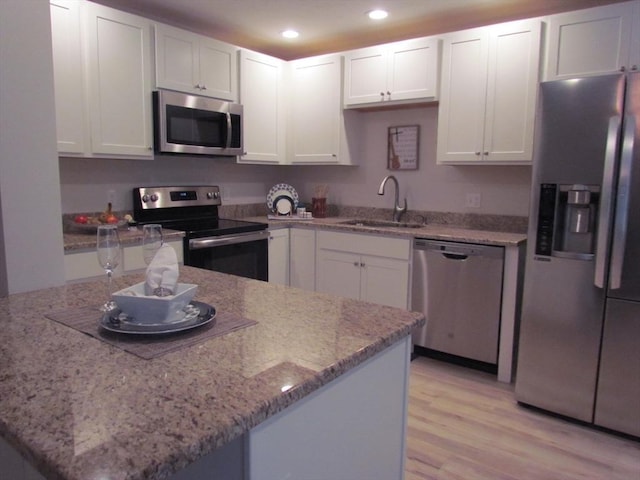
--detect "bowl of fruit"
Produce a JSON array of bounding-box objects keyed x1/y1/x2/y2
[{"x1": 67, "y1": 203, "x2": 128, "y2": 232}]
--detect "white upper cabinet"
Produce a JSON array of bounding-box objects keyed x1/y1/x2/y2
[
  {"x1": 344, "y1": 37, "x2": 441, "y2": 107},
  {"x1": 288, "y1": 54, "x2": 357, "y2": 165},
  {"x1": 238, "y1": 49, "x2": 287, "y2": 164},
  {"x1": 437, "y1": 19, "x2": 541, "y2": 165},
  {"x1": 154, "y1": 23, "x2": 237, "y2": 101},
  {"x1": 84, "y1": 1, "x2": 154, "y2": 157},
  {"x1": 50, "y1": 0, "x2": 86, "y2": 155},
  {"x1": 544, "y1": 1, "x2": 640, "y2": 80},
  {"x1": 50, "y1": 0, "x2": 153, "y2": 158}
]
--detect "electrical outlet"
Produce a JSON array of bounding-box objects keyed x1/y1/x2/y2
[{"x1": 465, "y1": 193, "x2": 482, "y2": 208}]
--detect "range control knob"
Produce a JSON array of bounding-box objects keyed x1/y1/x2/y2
[
  {"x1": 207, "y1": 191, "x2": 219, "y2": 199},
  {"x1": 150, "y1": 193, "x2": 159, "y2": 202},
  {"x1": 142, "y1": 194, "x2": 149, "y2": 202}
]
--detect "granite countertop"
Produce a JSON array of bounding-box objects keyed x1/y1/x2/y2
[
  {"x1": 61, "y1": 215, "x2": 525, "y2": 252},
  {"x1": 0, "y1": 266, "x2": 424, "y2": 480},
  {"x1": 64, "y1": 227, "x2": 185, "y2": 252},
  {"x1": 248, "y1": 216, "x2": 527, "y2": 247}
]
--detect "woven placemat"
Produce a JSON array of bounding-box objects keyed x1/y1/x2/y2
[{"x1": 45, "y1": 305, "x2": 257, "y2": 359}]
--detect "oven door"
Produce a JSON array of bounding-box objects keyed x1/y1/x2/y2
[{"x1": 185, "y1": 230, "x2": 269, "y2": 281}]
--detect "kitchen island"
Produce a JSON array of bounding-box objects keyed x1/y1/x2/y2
[{"x1": 0, "y1": 266, "x2": 423, "y2": 480}]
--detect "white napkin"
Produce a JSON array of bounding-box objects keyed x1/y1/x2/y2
[{"x1": 144, "y1": 244, "x2": 179, "y2": 296}]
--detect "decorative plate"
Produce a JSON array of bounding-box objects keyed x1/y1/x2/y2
[
  {"x1": 100, "y1": 301, "x2": 216, "y2": 335},
  {"x1": 273, "y1": 195, "x2": 294, "y2": 215},
  {"x1": 267, "y1": 183, "x2": 299, "y2": 212}
]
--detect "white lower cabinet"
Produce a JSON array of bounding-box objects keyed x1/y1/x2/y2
[
  {"x1": 316, "y1": 231, "x2": 410, "y2": 309},
  {"x1": 64, "y1": 240, "x2": 183, "y2": 282},
  {"x1": 289, "y1": 228, "x2": 316, "y2": 290},
  {"x1": 268, "y1": 228, "x2": 290, "y2": 285}
]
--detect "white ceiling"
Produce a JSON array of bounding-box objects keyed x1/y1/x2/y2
[{"x1": 94, "y1": 0, "x2": 620, "y2": 60}]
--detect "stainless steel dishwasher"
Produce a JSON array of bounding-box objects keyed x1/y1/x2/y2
[{"x1": 411, "y1": 239, "x2": 504, "y2": 365}]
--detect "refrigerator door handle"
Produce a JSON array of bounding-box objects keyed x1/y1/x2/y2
[
  {"x1": 609, "y1": 115, "x2": 636, "y2": 290},
  {"x1": 594, "y1": 115, "x2": 621, "y2": 288}
]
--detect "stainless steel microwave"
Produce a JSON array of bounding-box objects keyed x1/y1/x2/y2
[{"x1": 153, "y1": 90, "x2": 243, "y2": 156}]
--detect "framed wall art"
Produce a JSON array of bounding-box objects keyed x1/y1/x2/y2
[{"x1": 387, "y1": 125, "x2": 419, "y2": 170}]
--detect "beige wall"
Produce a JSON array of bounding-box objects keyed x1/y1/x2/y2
[
  {"x1": 282, "y1": 106, "x2": 532, "y2": 216},
  {"x1": 60, "y1": 105, "x2": 532, "y2": 217}
]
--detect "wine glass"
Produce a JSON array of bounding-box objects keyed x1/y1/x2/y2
[
  {"x1": 142, "y1": 224, "x2": 163, "y2": 264},
  {"x1": 96, "y1": 225, "x2": 121, "y2": 312}
]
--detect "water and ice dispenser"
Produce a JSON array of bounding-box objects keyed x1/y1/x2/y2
[{"x1": 534, "y1": 183, "x2": 600, "y2": 258}]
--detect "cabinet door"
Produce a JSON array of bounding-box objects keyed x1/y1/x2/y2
[
  {"x1": 387, "y1": 37, "x2": 440, "y2": 102},
  {"x1": 360, "y1": 255, "x2": 409, "y2": 309},
  {"x1": 290, "y1": 228, "x2": 315, "y2": 291},
  {"x1": 238, "y1": 50, "x2": 286, "y2": 163},
  {"x1": 343, "y1": 46, "x2": 387, "y2": 106},
  {"x1": 198, "y1": 36, "x2": 238, "y2": 101},
  {"x1": 154, "y1": 23, "x2": 199, "y2": 94},
  {"x1": 436, "y1": 28, "x2": 489, "y2": 163},
  {"x1": 289, "y1": 55, "x2": 342, "y2": 164},
  {"x1": 545, "y1": 2, "x2": 636, "y2": 80},
  {"x1": 268, "y1": 228, "x2": 290, "y2": 285},
  {"x1": 316, "y1": 249, "x2": 361, "y2": 300},
  {"x1": 84, "y1": 2, "x2": 153, "y2": 157},
  {"x1": 483, "y1": 20, "x2": 541, "y2": 163},
  {"x1": 50, "y1": 0, "x2": 86, "y2": 154}
]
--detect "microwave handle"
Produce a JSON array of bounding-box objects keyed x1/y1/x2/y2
[{"x1": 225, "y1": 112, "x2": 232, "y2": 150}]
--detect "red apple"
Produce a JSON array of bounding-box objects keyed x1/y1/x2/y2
[
  {"x1": 106, "y1": 214, "x2": 118, "y2": 224},
  {"x1": 74, "y1": 215, "x2": 88, "y2": 224}
]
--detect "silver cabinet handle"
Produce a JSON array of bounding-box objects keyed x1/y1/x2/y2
[
  {"x1": 595, "y1": 116, "x2": 621, "y2": 288},
  {"x1": 609, "y1": 115, "x2": 635, "y2": 289},
  {"x1": 189, "y1": 230, "x2": 268, "y2": 249}
]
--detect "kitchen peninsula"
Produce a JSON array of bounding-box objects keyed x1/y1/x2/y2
[{"x1": 0, "y1": 266, "x2": 423, "y2": 480}]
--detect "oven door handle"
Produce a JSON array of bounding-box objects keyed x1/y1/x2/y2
[{"x1": 189, "y1": 230, "x2": 269, "y2": 249}]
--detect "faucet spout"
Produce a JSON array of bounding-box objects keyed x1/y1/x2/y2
[{"x1": 378, "y1": 175, "x2": 408, "y2": 222}]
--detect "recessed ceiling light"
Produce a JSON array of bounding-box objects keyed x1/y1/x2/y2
[
  {"x1": 281, "y1": 29, "x2": 299, "y2": 39},
  {"x1": 368, "y1": 9, "x2": 388, "y2": 20}
]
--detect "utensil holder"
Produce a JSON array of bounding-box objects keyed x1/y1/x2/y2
[{"x1": 312, "y1": 197, "x2": 327, "y2": 218}]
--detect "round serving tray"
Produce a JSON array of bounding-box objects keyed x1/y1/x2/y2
[{"x1": 100, "y1": 301, "x2": 216, "y2": 335}]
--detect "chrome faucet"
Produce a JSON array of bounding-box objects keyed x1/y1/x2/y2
[{"x1": 378, "y1": 175, "x2": 407, "y2": 223}]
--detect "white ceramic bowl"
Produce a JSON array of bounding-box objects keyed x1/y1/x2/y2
[{"x1": 112, "y1": 282, "x2": 198, "y2": 323}]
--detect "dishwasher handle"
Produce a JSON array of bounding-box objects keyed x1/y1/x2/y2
[
  {"x1": 442, "y1": 252, "x2": 469, "y2": 260},
  {"x1": 414, "y1": 238, "x2": 503, "y2": 259}
]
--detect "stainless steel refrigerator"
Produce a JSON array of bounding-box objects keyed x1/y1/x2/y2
[{"x1": 515, "y1": 72, "x2": 640, "y2": 437}]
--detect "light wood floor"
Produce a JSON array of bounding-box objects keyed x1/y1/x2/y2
[{"x1": 405, "y1": 356, "x2": 640, "y2": 480}]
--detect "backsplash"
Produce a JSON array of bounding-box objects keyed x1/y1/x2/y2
[{"x1": 63, "y1": 204, "x2": 527, "y2": 234}]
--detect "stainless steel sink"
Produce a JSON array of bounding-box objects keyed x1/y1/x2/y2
[{"x1": 338, "y1": 219, "x2": 425, "y2": 229}]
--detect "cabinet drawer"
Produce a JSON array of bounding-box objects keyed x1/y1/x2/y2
[{"x1": 317, "y1": 231, "x2": 410, "y2": 260}]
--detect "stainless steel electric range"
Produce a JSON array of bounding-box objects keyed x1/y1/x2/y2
[{"x1": 133, "y1": 186, "x2": 269, "y2": 281}]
